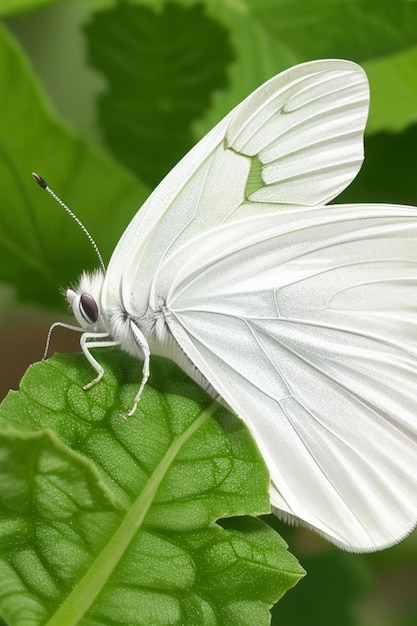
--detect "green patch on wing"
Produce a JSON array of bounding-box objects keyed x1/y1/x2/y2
[{"x1": 245, "y1": 155, "x2": 264, "y2": 199}]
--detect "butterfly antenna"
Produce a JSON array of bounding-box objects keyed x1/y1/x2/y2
[{"x1": 32, "y1": 172, "x2": 106, "y2": 273}]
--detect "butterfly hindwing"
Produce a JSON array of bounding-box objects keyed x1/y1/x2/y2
[{"x1": 154, "y1": 204, "x2": 417, "y2": 550}]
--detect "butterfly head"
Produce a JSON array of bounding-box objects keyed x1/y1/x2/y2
[{"x1": 66, "y1": 269, "x2": 106, "y2": 332}]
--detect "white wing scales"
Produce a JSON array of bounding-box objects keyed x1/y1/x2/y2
[
  {"x1": 103, "y1": 60, "x2": 368, "y2": 315},
  {"x1": 101, "y1": 59, "x2": 417, "y2": 550},
  {"x1": 226, "y1": 60, "x2": 368, "y2": 204},
  {"x1": 153, "y1": 205, "x2": 417, "y2": 549}
]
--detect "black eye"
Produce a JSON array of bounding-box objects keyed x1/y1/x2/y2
[{"x1": 79, "y1": 293, "x2": 99, "y2": 324}]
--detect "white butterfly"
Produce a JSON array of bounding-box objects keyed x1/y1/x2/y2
[{"x1": 48, "y1": 59, "x2": 417, "y2": 551}]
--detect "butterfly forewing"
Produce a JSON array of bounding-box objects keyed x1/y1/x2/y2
[
  {"x1": 226, "y1": 60, "x2": 369, "y2": 205},
  {"x1": 103, "y1": 60, "x2": 368, "y2": 317}
]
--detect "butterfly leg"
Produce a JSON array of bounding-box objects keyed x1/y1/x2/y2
[
  {"x1": 80, "y1": 332, "x2": 120, "y2": 389},
  {"x1": 124, "y1": 321, "x2": 151, "y2": 417},
  {"x1": 43, "y1": 321, "x2": 85, "y2": 360}
]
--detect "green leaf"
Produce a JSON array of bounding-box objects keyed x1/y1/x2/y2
[
  {"x1": 0, "y1": 0, "x2": 60, "y2": 18},
  {"x1": 250, "y1": 0, "x2": 417, "y2": 61},
  {"x1": 194, "y1": 0, "x2": 417, "y2": 137},
  {"x1": 337, "y1": 124, "x2": 417, "y2": 207},
  {"x1": 0, "y1": 22, "x2": 149, "y2": 309},
  {"x1": 84, "y1": 2, "x2": 234, "y2": 187},
  {"x1": 271, "y1": 549, "x2": 370, "y2": 626},
  {"x1": 364, "y1": 46, "x2": 417, "y2": 134},
  {"x1": 0, "y1": 352, "x2": 304, "y2": 625}
]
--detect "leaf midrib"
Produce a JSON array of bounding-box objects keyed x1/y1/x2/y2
[{"x1": 46, "y1": 400, "x2": 219, "y2": 626}]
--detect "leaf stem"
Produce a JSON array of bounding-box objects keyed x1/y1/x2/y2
[{"x1": 46, "y1": 400, "x2": 220, "y2": 625}]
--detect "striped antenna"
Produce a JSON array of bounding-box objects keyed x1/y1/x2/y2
[{"x1": 32, "y1": 172, "x2": 106, "y2": 273}]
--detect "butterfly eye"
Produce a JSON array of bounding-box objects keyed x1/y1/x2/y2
[{"x1": 79, "y1": 293, "x2": 99, "y2": 325}]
